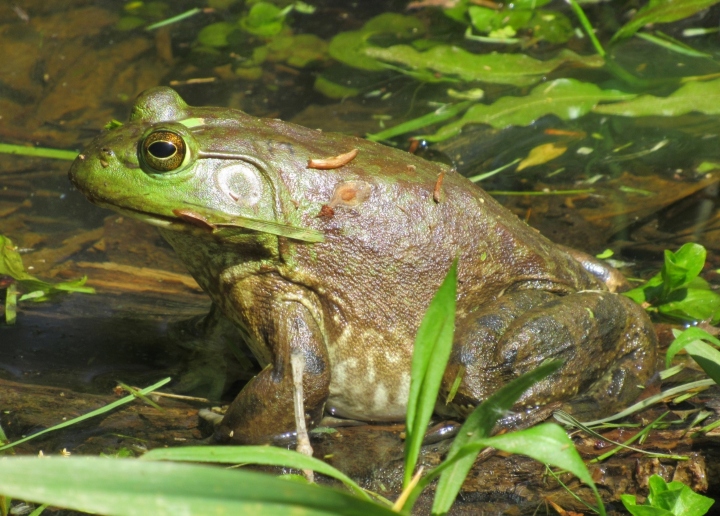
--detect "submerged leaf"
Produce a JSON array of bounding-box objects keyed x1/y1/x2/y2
[
  {"x1": 593, "y1": 78, "x2": 720, "y2": 117},
  {"x1": 424, "y1": 79, "x2": 634, "y2": 142},
  {"x1": 364, "y1": 46, "x2": 604, "y2": 86},
  {"x1": 328, "y1": 13, "x2": 425, "y2": 71},
  {"x1": 517, "y1": 143, "x2": 568, "y2": 170},
  {"x1": 613, "y1": 0, "x2": 720, "y2": 41},
  {"x1": 0, "y1": 235, "x2": 95, "y2": 320}
]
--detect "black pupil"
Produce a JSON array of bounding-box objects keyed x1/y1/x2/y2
[{"x1": 148, "y1": 141, "x2": 176, "y2": 158}]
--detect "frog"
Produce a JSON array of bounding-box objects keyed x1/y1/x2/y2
[{"x1": 68, "y1": 87, "x2": 657, "y2": 444}]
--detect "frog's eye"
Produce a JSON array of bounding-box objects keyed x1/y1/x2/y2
[{"x1": 141, "y1": 130, "x2": 186, "y2": 172}]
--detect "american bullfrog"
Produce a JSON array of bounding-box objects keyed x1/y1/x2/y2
[{"x1": 69, "y1": 87, "x2": 657, "y2": 444}]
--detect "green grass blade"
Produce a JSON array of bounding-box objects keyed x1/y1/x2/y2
[
  {"x1": 0, "y1": 378, "x2": 171, "y2": 452},
  {"x1": 145, "y1": 8, "x2": 202, "y2": 30},
  {"x1": 404, "y1": 259, "x2": 457, "y2": 487},
  {"x1": 635, "y1": 31, "x2": 712, "y2": 58},
  {"x1": 0, "y1": 457, "x2": 395, "y2": 516},
  {"x1": 565, "y1": 0, "x2": 606, "y2": 57},
  {"x1": 142, "y1": 446, "x2": 377, "y2": 502},
  {"x1": 684, "y1": 340, "x2": 720, "y2": 386},
  {"x1": 366, "y1": 101, "x2": 473, "y2": 142},
  {"x1": 666, "y1": 327, "x2": 720, "y2": 368},
  {"x1": 430, "y1": 360, "x2": 562, "y2": 514},
  {"x1": 0, "y1": 143, "x2": 78, "y2": 160}
]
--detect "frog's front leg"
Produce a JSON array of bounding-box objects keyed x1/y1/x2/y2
[
  {"x1": 442, "y1": 290, "x2": 657, "y2": 422},
  {"x1": 214, "y1": 299, "x2": 330, "y2": 445}
]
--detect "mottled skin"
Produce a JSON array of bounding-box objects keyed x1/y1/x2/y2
[{"x1": 69, "y1": 87, "x2": 657, "y2": 444}]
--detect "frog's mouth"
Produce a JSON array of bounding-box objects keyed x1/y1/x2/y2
[
  {"x1": 91, "y1": 199, "x2": 325, "y2": 243},
  {"x1": 93, "y1": 201, "x2": 191, "y2": 230}
]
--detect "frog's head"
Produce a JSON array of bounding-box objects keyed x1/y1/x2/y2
[{"x1": 69, "y1": 87, "x2": 323, "y2": 243}]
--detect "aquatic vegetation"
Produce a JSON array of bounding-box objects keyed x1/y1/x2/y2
[
  {"x1": 0, "y1": 235, "x2": 95, "y2": 325},
  {"x1": 624, "y1": 243, "x2": 720, "y2": 324},
  {"x1": 622, "y1": 474, "x2": 714, "y2": 515}
]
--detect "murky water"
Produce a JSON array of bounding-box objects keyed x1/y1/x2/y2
[{"x1": 1, "y1": 0, "x2": 720, "y2": 512}]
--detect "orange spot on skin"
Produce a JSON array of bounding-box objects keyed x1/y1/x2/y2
[
  {"x1": 328, "y1": 181, "x2": 371, "y2": 208},
  {"x1": 172, "y1": 209, "x2": 216, "y2": 231},
  {"x1": 307, "y1": 148, "x2": 359, "y2": 170},
  {"x1": 433, "y1": 171, "x2": 445, "y2": 203},
  {"x1": 407, "y1": 139, "x2": 420, "y2": 154}
]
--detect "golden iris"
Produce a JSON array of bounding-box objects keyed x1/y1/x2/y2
[{"x1": 141, "y1": 130, "x2": 186, "y2": 172}]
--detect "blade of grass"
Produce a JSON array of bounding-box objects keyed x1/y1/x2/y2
[
  {"x1": 145, "y1": 8, "x2": 202, "y2": 30},
  {"x1": 554, "y1": 411, "x2": 686, "y2": 462},
  {"x1": 429, "y1": 360, "x2": 563, "y2": 515},
  {"x1": 0, "y1": 378, "x2": 171, "y2": 452},
  {"x1": 366, "y1": 101, "x2": 473, "y2": 142},
  {"x1": 565, "y1": 0, "x2": 606, "y2": 57},
  {"x1": 580, "y1": 379, "x2": 715, "y2": 426},
  {"x1": 404, "y1": 259, "x2": 457, "y2": 488},
  {"x1": 635, "y1": 32, "x2": 712, "y2": 58},
  {"x1": 0, "y1": 457, "x2": 396, "y2": 516},
  {"x1": 142, "y1": 446, "x2": 380, "y2": 503},
  {"x1": 0, "y1": 143, "x2": 77, "y2": 160}
]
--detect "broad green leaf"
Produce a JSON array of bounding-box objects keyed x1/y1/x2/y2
[
  {"x1": 613, "y1": 0, "x2": 720, "y2": 41},
  {"x1": 441, "y1": 424, "x2": 606, "y2": 515},
  {"x1": 364, "y1": 46, "x2": 604, "y2": 86},
  {"x1": 328, "y1": 13, "x2": 424, "y2": 71},
  {"x1": 329, "y1": 31, "x2": 386, "y2": 71},
  {"x1": 469, "y1": 6, "x2": 532, "y2": 33},
  {"x1": 142, "y1": 446, "x2": 373, "y2": 502},
  {"x1": 528, "y1": 10, "x2": 574, "y2": 44},
  {"x1": 0, "y1": 235, "x2": 96, "y2": 312},
  {"x1": 622, "y1": 494, "x2": 674, "y2": 515},
  {"x1": 0, "y1": 457, "x2": 396, "y2": 516},
  {"x1": 423, "y1": 79, "x2": 634, "y2": 142},
  {"x1": 657, "y1": 284, "x2": 720, "y2": 323},
  {"x1": 665, "y1": 327, "x2": 720, "y2": 367},
  {"x1": 594, "y1": 78, "x2": 720, "y2": 118},
  {"x1": 196, "y1": 22, "x2": 236, "y2": 48},
  {"x1": 239, "y1": 2, "x2": 285, "y2": 37},
  {"x1": 404, "y1": 260, "x2": 457, "y2": 487},
  {"x1": 430, "y1": 360, "x2": 563, "y2": 515},
  {"x1": 661, "y1": 243, "x2": 706, "y2": 293},
  {"x1": 624, "y1": 474, "x2": 715, "y2": 515},
  {"x1": 684, "y1": 341, "x2": 720, "y2": 385}
]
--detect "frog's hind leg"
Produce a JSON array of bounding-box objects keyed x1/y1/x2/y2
[
  {"x1": 560, "y1": 296, "x2": 659, "y2": 421},
  {"x1": 441, "y1": 291, "x2": 657, "y2": 423}
]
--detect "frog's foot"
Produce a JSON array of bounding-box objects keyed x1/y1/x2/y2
[
  {"x1": 443, "y1": 290, "x2": 657, "y2": 423},
  {"x1": 422, "y1": 420, "x2": 462, "y2": 445},
  {"x1": 214, "y1": 301, "x2": 331, "y2": 445}
]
